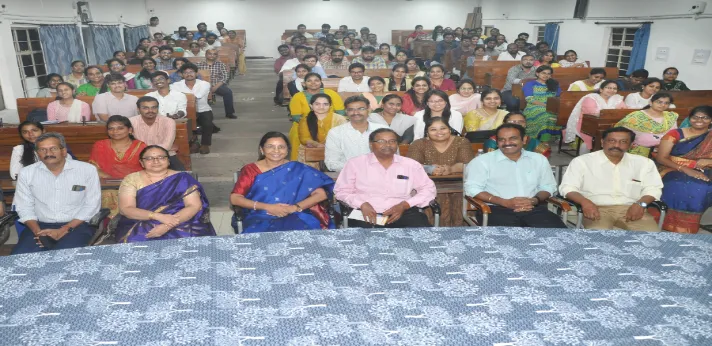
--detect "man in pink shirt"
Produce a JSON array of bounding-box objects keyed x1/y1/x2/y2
[
  {"x1": 129, "y1": 96, "x2": 183, "y2": 171},
  {"x1": 334, "y1": 128, "x2": 436, "y2": 228}
]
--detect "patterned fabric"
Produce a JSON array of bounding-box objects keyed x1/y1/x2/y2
[
  {"x1": 522, "y1": 81, "x2": 562, "y2": 142},
  {"x1": 38, "y1": 25, "x2": 86, "y2": 76},
  {"x1": 1, "y1": 227, "x2": 710, "y2": 345},
  {"x1": 124, "y1": 25, "x2": 150, "y2": 51},
  {"x1": 196, "y1": 61, "x2": 229, "y2": 85},
  {"x1": 87, "y1": 25, "x2": 123, "y2": 66},
  {"x1": 662, "y1": 80, "x2": 690, "y2": 91},
  {"x1": 615, "y1": 110, "x2": 679, "y2": 157}
]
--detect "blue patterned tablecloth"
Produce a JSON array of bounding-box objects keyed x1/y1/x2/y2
[{"x1": 1, "y1": 227, "x2": 711, "y2": 345}]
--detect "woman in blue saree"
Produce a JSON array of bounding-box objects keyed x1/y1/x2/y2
[
  {"x1": 116, "y1": 145, "x2": 215, "y2": 242},
  {"x1": 230, "y1": 132, "x2": 335, "y2": 233},
  {"x1": 653, "y1": 106, "x2": 712, "y2": 233}
]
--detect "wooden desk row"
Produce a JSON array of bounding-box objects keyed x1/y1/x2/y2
[{"x1": 581, "y1": 109, "x2": 690, "y2": 151}]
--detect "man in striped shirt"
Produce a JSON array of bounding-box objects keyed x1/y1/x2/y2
[
  {"x1": 12, "y1": 133, "x2": 101, "y2": 255},
  {"x1": 196, "y1": 49, "x2": 236, "y2": 119}
]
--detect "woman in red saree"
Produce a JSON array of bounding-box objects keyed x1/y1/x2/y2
[{"x1": 90, "y1": 115, "x2": 147, "y2": 217}]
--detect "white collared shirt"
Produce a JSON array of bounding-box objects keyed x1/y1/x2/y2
[
  {"x1": 145, "y1": 89, "x2": 188, "y2": 117},
  {"x1": 496, "y1": 51, "x2": 527, "y2": 61},
  {"x1": 412, "y1": 110, "x2": 464, "y2": 141},
  {"x1": 337, "y1": 76, "x2": 371, "y2": 92},
  {"x1": 324, "y1": 121, "x2": 388, "y2": 171},
  {"x1": 171, "y1": 79, "x2": 212, "y2": 113}
]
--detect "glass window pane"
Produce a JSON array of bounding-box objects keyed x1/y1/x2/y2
[
  {"x1": 607, "y1": 49, "x2": 619, "y2": 55},
  {"x1": 36, "y1": 65, "x2": 46, "y2": 76},
  {"x1": 612, "y1": 28, "x2": 624, "y2": 35},
  {"x1": 622, "y1": 50, "x2": 632, "y2": 57},
  {"x1": 29, "y1": 29, "x2": 39, "y2": 41},
  {"x1": 605, "y1": 62, "x2": 619, "y2": 68},
  {"x1": 621, "y1": 56, "x2": 630, "y2": 64},
  {"x1": 33, "y1": 53, "x2": 44, "y2": 64},
  {"x1": 21, "y1": 55, "x2": 32, "y2": 66},
  {"x1": 31, "y1": 41, "x2": 41, "y2": 51},
  {"x1": 24, "y1": 66, "x2": 35, "y2": 77},
  {"x1": 18, "y1": 42, "x2": 29, "y2": 51},
  {"x1": 16, "y1": 30, "x2": 27, "y2": 41},
  {"x1": 611, "y1": 35, "x2": 622, "y2": 46}
]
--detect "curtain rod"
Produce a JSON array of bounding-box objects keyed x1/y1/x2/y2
[
  {"x1": 594, "y1": 21, "x2": 653, "y2": 24},
  {"x1": 529, "y1": 21, "x2": 564, "y2": 24}
]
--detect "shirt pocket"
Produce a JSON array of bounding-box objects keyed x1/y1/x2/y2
[
  {"x1": 392, "y1": 177, "x2": 412, "y2": 197},
  {"x1": 66, "y1": 189, "x2": 87, "y2": 206},
  {"x1": 621, "y1": 179, "x2": 643, "y2": 199}
]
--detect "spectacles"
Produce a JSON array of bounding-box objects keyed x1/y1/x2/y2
[
  {"x1": 37, "y1": 146, "x2": 63, "y2": 154},
  {"x1": 372, "y1": 139, "x2": 398, "y2": 145},
  {"x1": 346, "y1": 107, "x2": 368, "y2": 113},
  {"x1": 664, "y1": 71, "x2": 678, "y2": 75},
  {"x1": 690, "y1": 115, "x2": 712, "y2": 121},
  {"x1": 142, "y1": 156, "x2": 168, "y2": 162}
]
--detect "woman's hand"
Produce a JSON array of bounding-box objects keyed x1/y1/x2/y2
[
  {"x1": 431, "y1": 165, "x2": 445, "y2": 176},
  {"x1": 439, "y1": 165, "x2": 453, "y2": 176},
  {"x1": 306, "y1": 141, "x2": 319, "y2": 148},
  {"x1": 684, "y1": 168, "x2": 710, "y2": 182},
  {"x1": 146, "y1": 224, "x2": 171, "y2": 238},
  {"x1": 695, "y1": 159, "x2": 712, "y2": 169},
  {"x1": 265, "y1": 203, "x2": 296, "y2": 217},
  {"x1": 153, "y1": 213, "x2": 181, "y2": 228}
]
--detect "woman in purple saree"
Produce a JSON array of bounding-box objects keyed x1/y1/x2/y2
[{"x1": 116, "y1": 145, "x2": 215, "y2": 242}]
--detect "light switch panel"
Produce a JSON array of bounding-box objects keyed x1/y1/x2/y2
[
  {"x1": 692, "y1": 49, "x2": 711, "y2": 65},
  {"x1": 655, "y1": 47, "x2": 669, "y2": 61}
]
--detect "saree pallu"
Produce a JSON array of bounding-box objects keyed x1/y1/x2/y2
[
  {"x1": 90, "y1": 139, "x2": 146, "y2": 218},
  {"x1": 653, "y1": 130, "x2": 712, "y2": 233},
  {"x1": 115, "y1": 172, "x2": 215, "y2": 242},
  {"x1": 234, "y1": 161, "x2": 335, "y2": 233}
]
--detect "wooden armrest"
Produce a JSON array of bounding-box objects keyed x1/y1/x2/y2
[
  {"x1": 547, "y1": 197, "x2": 572, "y2": 212},
  {"x1": 465, "y1": 196, "x2": 491, "y2": 214}
]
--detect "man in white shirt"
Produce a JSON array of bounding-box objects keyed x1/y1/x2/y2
[
  {"x1": 146, "y1": 71, "x2": 187, "y2": 119},
  {"x1": 279, "y1": 46, "x2": 322, "y2": 73},
  {"x1": 171, "y1": 63, "x2": 214, "y2": 154},
  {"x1": 496, "y1": 43, "x2": 527, "y2": 61},
  {"x1": 559, "y1": 127, "x2": 664, "y2": 231},
  {"x1": 206, "y1": 33, "x2": 222, "y2": 49},
  {"x1": 325, "y1": 95, "x2": 387, "y2": 171},
  {"x1": 337, "y1": 63, "x2": 371, "y2": 92},
  {"x1": 148, "y1": 16, "x2": 165, "y2": 37},
  {"x1": 295, "y1": 24, "x2": 313, "y2": 39},
  {"x1": 12, "y1": 132, "x2": 100, "y2": 254}
]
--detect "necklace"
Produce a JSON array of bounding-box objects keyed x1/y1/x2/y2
[
  {"x1": 479, "y1": 108, "x2": 497, "y2": 117},
  {"x1": 111, "y1": 140, "x2": 132, "y2": 160},
  {"x1": 145, "y1": 170, "x2": 169, "y2": 184}
]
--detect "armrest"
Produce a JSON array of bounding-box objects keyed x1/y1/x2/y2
[
  {"x1": 648, "y1": 200, "x2": 668, "y2": 212},
  {"x1": 557, "y1": 194, "x2": 582, "y2": 211},
  {"x1": 428, "y1": 200, "x2": 441, "y2": 215},
  {"x1": 464, "y1": 196, "x2": 491, "y2": 214},
  {"x1": 547, "y1": 196, "x2": 572, "y2": 212},
  {"x1": 0, "y1": 211, "x2": 18, "y2": 227},
  {"x1": 88, "y1": 208, "x2": 111, "y2": 228}
]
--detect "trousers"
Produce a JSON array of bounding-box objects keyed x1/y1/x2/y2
[
  {"x1": 501, "y1": 90, "x2": 521, "y2": 113},
  {"x1": 169, "y1": 155, "x2": 185, "y2": 171},
  {"x1": 197, "y1": 111, "x2": 214, "y2": 146},
  {"x1": 213, "y1": 84, "x2": 235, "y2": 116},
  {"x1": 583, "y1": 205, "x2": 660, "y2": 232},
  {"x1": 486, "y1": 205, "x2": 567, "y2": 228},
  {"x1": 11, "y1": 222, "x2": 94, "y2": 255},
  {"x1": 347, "y1": 207, "x2": 432, "y2": 229}
]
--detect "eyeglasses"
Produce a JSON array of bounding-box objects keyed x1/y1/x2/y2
[
  {"x1": 690, "y1": 115, "x2": 712, "y2": 121},
  {"x1": 142, "y1": 156, "x2": 168, "y2": 162},
  {"x1": 372, "y1": 139, "x2": 398, "y2": 145},
  {"x1": 664, "y1": 71, "x2": 678, "y2": 75},
  {"x1": 37, "y1": 146, "x2": 63, "y2": 154},
  {"x1": 346, "y1": 107, "x2": 368, "y2": 113}
]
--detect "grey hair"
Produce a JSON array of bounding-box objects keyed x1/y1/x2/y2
[{"x1": 35, "y1": 132, "x2": 66, "y2": 149}]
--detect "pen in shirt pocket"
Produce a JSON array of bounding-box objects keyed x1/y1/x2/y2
[{"x1": 631, "y1": 179, "x2": 641, "y2": 183}]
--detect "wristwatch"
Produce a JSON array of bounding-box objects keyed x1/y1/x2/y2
[
  {"x1": 636, "y1": 201, "x2": 648, "y2": 208},
  {"x1": 294, "y1": 204, "x2": 303, "y2": 212}
]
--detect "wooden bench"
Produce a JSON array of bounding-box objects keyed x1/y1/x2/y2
[
  {"x1": 581, "y1": 108, "x2": 691, "y2": 151},
  {"x1": 391, "y1": 30, "x2": 433, "y2": 50},
  {"x1": 412, "y1": 41, "x2": 437, "y2": 60},
  {"x1": 324, "y1": 69, "x2": 391, "y2": 78},
  {"x1": 0, "y1": 120, "x2": 192, "y2": 174},
  {"x1": 100, "y1": 65, "x2": 143, "y2": 74},
  {"x1": 465, "y1": 61, "x2": 520, "y2": 88},
  {"x1": 486, "y1": 66, "x2": 618, "y2": 91}
]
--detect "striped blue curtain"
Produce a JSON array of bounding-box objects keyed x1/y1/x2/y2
[
  {"x1": 544, "y1": 23, "x2": 560, "y2": 53},
  {"x1": 124, "y1": 25, "x2": 150, "y2": 52},
  {"x1": 88, "y1": 25, "x2": 123, "y2": 66},
  {"x1": 627, "y1": 23, "x2": 651, "y2": 74},
  {"x1": 38, "y1": 25, "x2": 86, "y2": 75}
]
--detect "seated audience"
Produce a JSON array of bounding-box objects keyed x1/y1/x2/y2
[
  {"x1": 136, "y1": 38, "x2": 151, "y2": 53},
  {"x1": 148, "y1": 46, "x2": 160, "y2": 59},
  {"x1": 314, "y1": 24, "x2": 331, "y2": 39},
  {"x1": 616, "y1": 68, "x2": 648, "y2": 91},
  {"x1": 369, "y1": 94, "x2": 416, "y2": 143},
  {"x1": 387, "y1": 63, "x2": 411, "y2": 91},
  {"x1": 156, "y1": 45, "x2": 175, "y2": 71},
  {"x1": 522, "y1": 65, "x2": 562, "y2": 142},
  {"x1": 274, "y1": 44, "x2": 293, "y2": 74},
  {"x1": 197, "y1": 48, "x2": 236, "y2": 119},
  {"x1": 413, "y1": 90, "x2": 464, "y2": 141},
  {"x1": 287, "y1": 64, "x2": 310, "y2": 96},
  {"x1": 533, "y1": 50, "x2": 560, "y2": 68},
  {"x1": 352, "y1": 46, "x2": 387, "y2": 69},
  {"x1": 483, "y1": 38, "x2": 500, "y2": 57},
  {"x1": 428, "y1": 64, "x2": 456, "y2": 91},
  {"x1": 464, "y1": 124, "x2": 565, "y2": 228},
  {"x1": 185, "y1": 32, "x2": 195, "y2": 41},
  {"x1": 517, "y1": 32, "x2": 536, "y2": 51},
  {"x1": 295, "y1": 24, "x2": 313, "y2": 39},
  {"x1": 171, "y1": 64, "x2": 215, "y2": 154},
  {"x1": 496, "y1": 43, "x2": 526, "y2": 61},
  {"x1": 92, "y1": 73, "x2": 139, "y2": 122},
  {"x1": 130, "y1": 96, "x2": 183, "y2": 170},
  {"x1": 334, "y1": 128, "x2": 436, "y2": 228},
  {"x1": 484, "y1": 113, "x2": 551, "y2": 158},
  {"x1": 361, "y1": 76, "x2": 390, "y2": 110},
  {"x1": 146, "y1": 71, "x2": 187, "y2": 118},
  {"x1": 466, "y1": 46, "x2": 491, "y2": 77},
  {"x1": 339, "y1": 37, "x2": 353, "y2": 55},
  {"x1": 116, "y1": 145, "x2": 215, "y2": 242},
  {"x1": 298, "y1": 93, "x2": 347, "y2": 163},
  {"x1": 301, "y1": 54, "x2": 327, "y2": 78},
  {"x1": 530, "y1": 41, "x2": 550, "y2": 60},
  {"x1": 325, "y1": 95, "x2": 388, "y2": 171},
  {"x1": 205, "y1": 33, "x2": 221, "y2": 49},
  {"x1": 615, "y1": 93, "x2": 678, "y2": 156},
  {"x1": 349, "y1": 38, "x2": 363, "y2": 56},
  {"x1": 168, "y1": 58, "x2": 192, "y2": 83},
  {"x1": 150, "y1": 32, "x2": 166, "y2": 48},
  {"x1": 10, "y1": 121, "x2": 74, "y2": 180},
  {"x1": 464, "y1": 89, "x2": 507, "y2": 132},
  {"x1": 172, "y1": 26, "x2": 190, "y2": 40},
  {"x1": 322, "y1": 49, "x2": 350, "y2": 70},
  {"x1": 195, "y1": 37, "x2": 208, "y2": 52},
  {"x1": 231, "y1": 131, "x2": 334, "y2": 232},
  {"x1": 624, "y1": 78, "x2": 663, "y2": 109},
  {"x1": 501, "y1": 55, "x2": 536, "y2": 112},
  {"x1": 90, "y1": 115, "x2": 147, "y2": 217},
  {"x1": 11, "y1": 133, "x2": 100, "y2": 255},
  {"x1": 183, "y1": 42, "x2": 205, "y2": 57},
  {"x1": 76, "y1": 65, "x2": 106, "y2": 96},
  {"x1": 448, "y1": 35, "x2": 475, "y2": 73},
  {"x1": 392, "y1": 50, "x2": 408, "y2": 67},
  {"x1": 279, "y1": 46, "x2": 319, "y2": 73},
  {"x1": 105, "y1": 58, "x2": 136, "y2": 89},
  {"x1": 407, "y1": 117, "x2": 475, "y2": 226},
  {"x1": 494, "y1": 35, "x2": 508, "y2": 54},
  {"x1": 406, "y1": 58, "x2": 425, "y2": 78},
  {"x1": 366, "y1": 33, "x2": 379, "y2": 47},
  {"x1": 337, "y1": 63, "x2": 371, "y2": 92},
  {"x1": 128, "y1": 48, "x2": 148, "y2": 65},
  {"x1": 558, "y1": 50, "x2": 588, "y2": 68},
  {"x1": 63, "y1": 60, "x2": 87, "y2": 87},
  {"x1": 432, "y1": 26, "x2": 445, "y2": 41},
  {"x1": 434, "y1": 32, "x2": 459, "y2": 63},
  {"x1": 654, "y1": 106, "x2": 712, "y2": 233},
  {"x1": 165, "y1": 40, "x2": 183, "y2": 53},
  {"x1": 47, "y1": 82, "x2": 91, "y2": 122},
  {"x1": 35, "y1": 73, "x2": 63, "y2": 98},
  {"x1": 662, "y1": 67, "x2": 690, "y2": 91},
  {"x1": 379, "y1": 43, "x2": 396, "y2": 67},
  {"x1": 193, "y1": 22, "x2": 213, "y2": 40},
  {"x1": 113, "y1": 51, "x2": 127, "y2": 63},
  {"x1": 401, "y1": 76, "x2": 431, "y2": 116},
  {"x1": 406, "y1": 25, "x2": 430, "y2": 50},
  {"x1": 449, "y1": 79, "x2": 481, "y2": 114},
  {"x1": 565, "y1": 80, "x2": 627, "y2": 152},
  {"x1": 559, "y1": 127, "x2": 663, "y2": 231},
  {"x1": 568, "y1": 68, "x2": 606, "y2": 91},
  {"x1": 134, "y1": 57, "x2": 157, "y2": 89}
]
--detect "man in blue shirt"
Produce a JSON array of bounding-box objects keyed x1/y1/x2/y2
[
  {"x1": 433, "y1": 32, "x2": 459, "y2": 63},
  {"x1": 464, "y1": 124, "x2": 566, "y2": 228},
  {"x1": 193, "y1": 22, "x2": 214, "y2": 40}
]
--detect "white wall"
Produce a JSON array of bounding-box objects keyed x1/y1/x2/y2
[{"x1": 0, "y1": 0, "x2": 147, "y2": 110}]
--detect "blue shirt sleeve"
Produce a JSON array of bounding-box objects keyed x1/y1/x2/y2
[
  {"x1": 522, "y1": 81, "x2": 535, "y2": 97},
  {"x1": 535, "y1": 155, "x2": 558, "y2": 195}
]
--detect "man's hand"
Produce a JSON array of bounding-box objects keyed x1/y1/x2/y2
[
  {"x1": 580, "y1": 200, "x2": 601, "y2": 220},
  {"x1": 36, "y1": 228, "x2": 68, "y2": 241},
  {"x1": 504, "y1": 197, "x2": 534, "y2": 212},
  {"x1": 167, "y1": 113, "x2": 182, "y2": 119},
  {"x1": 383, "y1": 201, "x2": 410, "y2": 224},
  {"x1": 625, "y1": 203, "x2": 645, "y2": 222},
  {"x1": 360, "y1": 202, "x2": 378, "y2": 224}
]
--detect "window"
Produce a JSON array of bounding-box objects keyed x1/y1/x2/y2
[
  {"x1": 536, "y1": 26, "x2": 545, "y2": 43},
  {"x1": 606, "y1": 27, "x2": 638, "y2": 76},
  {"x1": 483, "y1": 25, "x2": 495, "y2": 36},
  {"x1": 12, "y1": 27, "x2": 47, "y2": 97}
]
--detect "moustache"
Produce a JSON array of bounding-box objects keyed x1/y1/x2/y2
[
  {"x1": 608, "y1": 147, "x2": 623, "y2": 152},
  {"x1": 43, "y1": 156, "x2": 57, "y2": 160}
]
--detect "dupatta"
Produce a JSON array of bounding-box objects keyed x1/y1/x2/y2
[
  {"x1": 90, "y1": 139, "x2": 146, "y2": 179},
  {"x1": 564, "y1": 93, "x2": 624, "y2": 143}
]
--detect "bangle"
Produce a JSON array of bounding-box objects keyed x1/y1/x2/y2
[
  {"x1": 148, "y1": 212, "x2": 155, "y2": 220},
  {"x1": 253, "y1": 201, "x2": 258, "y2": 210},
  {"x1": 488, "y1": 196, "x2": 493, "y2": 202}
]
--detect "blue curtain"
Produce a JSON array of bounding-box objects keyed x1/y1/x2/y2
[
  {"x1": 124, "y1": 25, "x2": 150, "y2": 52},
  {"x1": 88, "y1": 25, "x2": 123, "y2": 66},
  {"x1": 627, "y1": 23, "x2": 651, "y2": 75},
  {"x1": 39, "y1": 25, "x2": 86, "y2": 75},
  {"x1": 543, "y1": 23, "x2": 560, "y2": 53}
]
